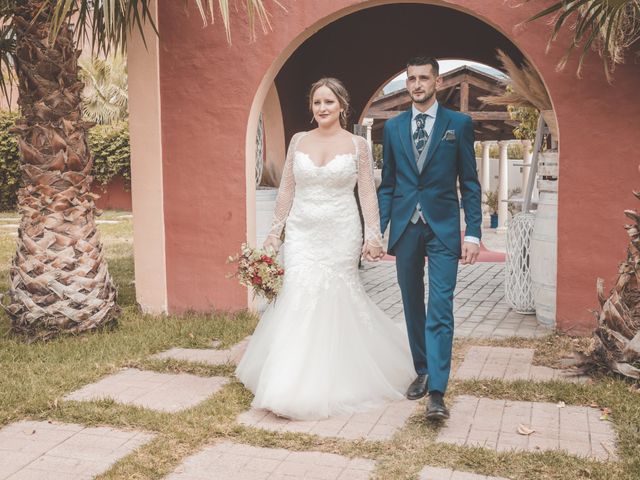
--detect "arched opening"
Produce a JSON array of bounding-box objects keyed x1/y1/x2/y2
[{"x1": 246, "y1": 1, "x2": 557, "y2": 319}]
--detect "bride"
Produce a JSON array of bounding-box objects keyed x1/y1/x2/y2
[{"x1": 235, "y1": 78, "x2": 414, "y2": 420}]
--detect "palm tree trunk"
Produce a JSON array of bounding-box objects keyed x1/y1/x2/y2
[{"x1": 2, "y1": 1, "x2": 119, "y2": 340}]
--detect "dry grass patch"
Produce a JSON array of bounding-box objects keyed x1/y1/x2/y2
[{"x1": 453, "y1": 334, "x2": 593, "y2": 369}]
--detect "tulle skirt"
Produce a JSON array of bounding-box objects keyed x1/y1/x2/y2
[{"x1": 235, "y1": 260, "x2": 414, "y2": 421}]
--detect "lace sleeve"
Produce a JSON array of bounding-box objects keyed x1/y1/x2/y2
[
  {"x1": 267, "y1": 132, "x2": 301, "y2": 239},
  {"x1": 356, "y1": 136, "x2": 383, "y2": 248}
]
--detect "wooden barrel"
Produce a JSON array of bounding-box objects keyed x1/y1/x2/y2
[
  {"x1": 538, "y1": 151, "x2": 559, "y2": 178},
  {"x1": 530, "y1": 180, "x2": 558, "y2": 328},
  {"x1": 254, "y1": 187, "x2": 279, "y2": 312}
]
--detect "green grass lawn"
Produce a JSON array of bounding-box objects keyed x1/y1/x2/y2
[{"x1": 0, "y1": 211, "x2": 638, "y2": 479}]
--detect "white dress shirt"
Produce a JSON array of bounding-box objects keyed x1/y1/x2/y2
[
  {"x1": 412, "y1": 102, "x2": 438, "y2": 138},
  {"x1": 411, "y1": 102, "x2": 480, "y2": 246}
]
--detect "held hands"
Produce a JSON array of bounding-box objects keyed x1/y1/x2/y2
[
  {"x1": 361, "y1": 242, "x2": 385, "y2": 262},
  {"x1": 460, "y1": 241, "x2": 480, "y2": 265},
  {"x1": 263, "y1": 235, "x2": 283, "y2": 256}
]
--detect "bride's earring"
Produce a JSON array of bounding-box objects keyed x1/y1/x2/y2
[{"x1": 310, "y1": 115, "x2": 315, "y2": 124}]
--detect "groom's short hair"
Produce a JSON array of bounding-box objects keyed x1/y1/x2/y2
[{"x1": 406, "y1": 56, "x2": 439, "y2": 76}]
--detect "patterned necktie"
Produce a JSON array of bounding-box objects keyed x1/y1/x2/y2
[{"x1": 413, "y1": 113, "x2": 429, "y2": 155}]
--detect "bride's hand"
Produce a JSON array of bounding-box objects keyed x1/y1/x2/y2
[
  {"x1": 362, "y1": 242, "x2": 384, "y2": 262},
  {"x1": 263, "y1": 236, "x2": 283, "y2": 255}
]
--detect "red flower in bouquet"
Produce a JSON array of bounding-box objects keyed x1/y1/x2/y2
[{"x1": 227, "y1": 243, "x2": 284, "y2": 302}]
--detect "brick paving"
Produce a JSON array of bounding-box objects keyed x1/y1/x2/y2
[
  {"x1": 151, "y1": 337, "x2": 250, "y2": 365},
  {"x1": 419, "y1": 466, "x2": 510, "y2": 480},
  {"x1": 165, "y1": 441, "x2": 375, "y2": 480},
  {"x1": 238, "y1": 400, "x2": 417, "y2": 441},
  {"x1": 453, "y1": 346, "x2": 586, "y2": 382},
  {"x1": 64, "y1": 368, "x2": 229, "y2": 413},
  {"x1": 0, "y1": 420, "x2": 153, "y2": 480},
  {"x1": 437, "y1": 395, "x2": 617, "y2": 461},
  {"x1": 360, "y1": 262, "x2": 551, "y2": 339}
]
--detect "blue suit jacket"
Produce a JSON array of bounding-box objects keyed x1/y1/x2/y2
[{"x1": 377, "y1": 106, "x2": 482, "y2": 256}]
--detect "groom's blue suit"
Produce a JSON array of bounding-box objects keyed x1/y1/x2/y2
[{"x1": 377, "y1": 104, "x2": 482, "y2": 394}]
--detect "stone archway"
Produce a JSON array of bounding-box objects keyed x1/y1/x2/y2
[{"x1": 128, "y1": 0, "x2": 640, "y2": 335}]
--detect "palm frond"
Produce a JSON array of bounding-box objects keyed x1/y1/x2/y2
[
  {"x1": 0, "y1": 24, "x2": 16, "y2": 108},
  {"x1": 0, "y1": 0, "x2": 285, "y2": 101},
  {"x1": 478, "y1": 50, "x2": 552, "y2": 111},
  {"x1": 79, "y1": 53, "x2": 128, "y2": 125},
  {"x1": 523, "y1": 0, "x2": 640, "y2": 81}
]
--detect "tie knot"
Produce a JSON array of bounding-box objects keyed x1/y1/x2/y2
[{"x1": 415, "y1": 113, "x2": 428, "y2": 129}]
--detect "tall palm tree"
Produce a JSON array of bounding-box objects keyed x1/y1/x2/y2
[
  {"x1": 523, "y1": 0, "x2": 640, "y2": 81},
  {"x1": 0, "y1": 1, "x2": 273, "y2": 341}
]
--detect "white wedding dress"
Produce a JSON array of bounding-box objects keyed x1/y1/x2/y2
[{"x1": 236, "y1": 132, "x2": 414, "y2": 420}]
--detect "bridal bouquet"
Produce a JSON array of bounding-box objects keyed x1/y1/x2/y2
[{"x1": 227, "y1": 243, "x2": 284, "y2": 302}]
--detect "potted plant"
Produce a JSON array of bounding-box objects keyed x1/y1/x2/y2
[{"x1": 483, "y1": 190, "x2": 499, "y2": 228}]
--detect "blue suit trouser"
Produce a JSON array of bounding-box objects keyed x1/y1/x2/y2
[{"x1": 394, "y1": 220, "x2": 458, "y2": 394}]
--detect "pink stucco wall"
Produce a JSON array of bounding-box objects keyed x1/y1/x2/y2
[
  {"x1": 93, "y1": 175, "x2": 132, "y2": 211},
  {"x1": 154, "y1": 0, "x2": 640, "y2": 334}
]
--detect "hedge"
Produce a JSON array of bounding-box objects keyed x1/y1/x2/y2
[
  {"x1": 0, "y1": 113, "x2": 130, "y2": 210},
  {"x1": 0, "y1": 111, "x2": 20, "y2": 211}
]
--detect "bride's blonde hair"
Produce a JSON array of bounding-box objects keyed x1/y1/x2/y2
[{"x1": 308, "y1": 77, "x2": 351, "y2": 129}]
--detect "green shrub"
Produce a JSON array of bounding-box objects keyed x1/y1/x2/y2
[
  {"x1": 0, "y1": 114, "x2": 131, "y2": 210},
  {"x1": 87, "y1": 121, "x2": 130, "y2": 188},
  {"x1": 0, "y1": 111, "x2": 20, "y2": 211}
]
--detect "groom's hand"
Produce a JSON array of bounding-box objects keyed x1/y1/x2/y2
[
  {"x1": 461, "y1": 242, "x2": 480, "y2": 265},
  {"x1": 362, "y1": 243, "x2": 385, "y2": 262}
]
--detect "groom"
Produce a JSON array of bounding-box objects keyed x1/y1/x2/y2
[{"x1": 377, "y1": 56, "x2": 482, "y2": 420}]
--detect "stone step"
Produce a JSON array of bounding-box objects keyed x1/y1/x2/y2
[
  {"x1": 437, "y1": 395, "x2": 617, "y2": 461},
  {"x1": 165, "y1": 440, "x2": 375, "y2": 480},
  {"x1": 238, "y1": 400, "x2": 417, "y2": 441},
  {"x1": 64, "y1": 368, "x2": 229, "y2": 413},
  {"x1": 420, "y1": 466, "x2": 510, "y2": 480},
  {"x1": 0, "y1": 420, "x2": 154, "y2": 480},
  {"x1": 454, "y1": 346, "x2": 586, "y2": 382},
  {"x1": 151, "y1": 337, "x2": 250, "y2": 366}
]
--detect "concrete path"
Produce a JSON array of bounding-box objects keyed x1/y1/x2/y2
[
  {"x1": 437, "y1": 395, "x2": 617, "y2": 461},
  {"x1": 453, "y1": 346, "x2": 586, "y2": 382},
  {"x1": 361, "y1": 262, "x2": 551, "y2": 339},
  {"x1": 65, "y1": 368, "x2": 229, "y2": 413},
  {"x1": 0, "y1": 420, "x2": 154, "y2": 480},
  {"x1": 238, "y1": 400, "x2": 417, "y2": 441},
  {"x1": 165, "y1": 441, "x2": 375, "y2": 480}
]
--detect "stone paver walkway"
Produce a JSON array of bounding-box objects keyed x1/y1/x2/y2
[
  {"x1": 165, "y1": 441, "x2": 375, "y2": 480},
  {"x1": 419, "y1": 466, "x2": 510, "y2": 480},
  {"x1": 437, "y1": 395, "x2": 617, "y2": 461},
  {"x1": 0, "y1": 420, "x2": 153, "y2": 480},
  {"x1": 151, "y1": 337, "x2": 250, "y2": 365},
  {"x1": 65, "y1": 368, "x2": 229, "y2": 413},
  {"x1": 454, "y1": 346, "x2": 585, "y2": 382},
  {"x1": 361, "y1": 262, "x2": 551, "y2": 339},
  {"x1": 238, "y1": 400, "x2": 417, "y2": 441}
]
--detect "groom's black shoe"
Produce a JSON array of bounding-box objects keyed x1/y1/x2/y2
[
  {"x1": 425, "y1": 391, "x2": 449, "y2": 421},
  {"x1": 406, "y1": 374, "x2": 428, "y2": 400}
]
